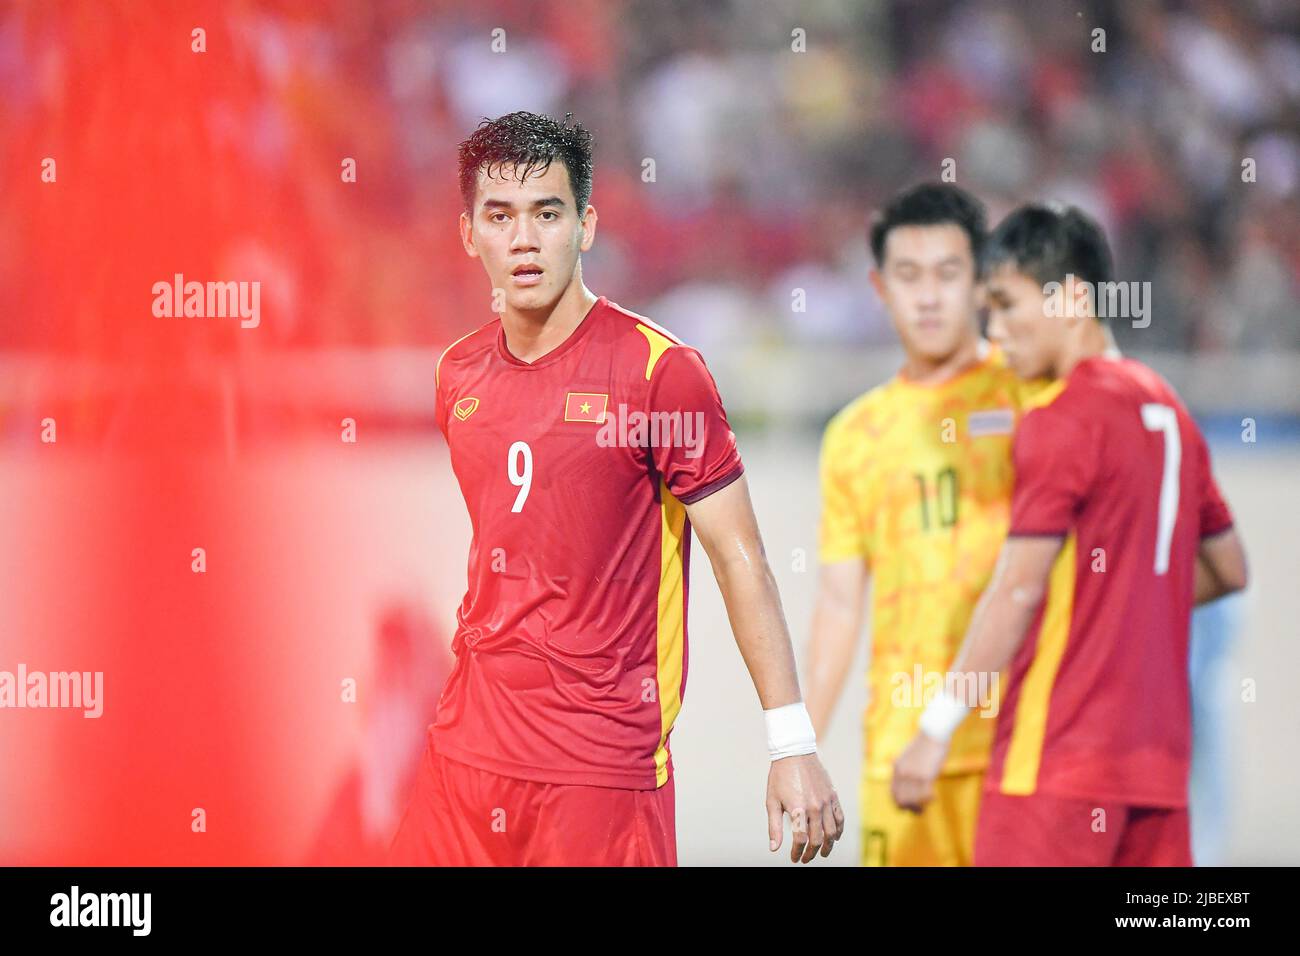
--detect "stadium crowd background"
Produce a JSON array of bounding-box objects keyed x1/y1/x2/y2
[
  {"x1": 0, "y1": 0, "x2": 1296, "y2": 865},
  {"x1": 1, "y1": 0, "x2": 1296, "y2": 359}
]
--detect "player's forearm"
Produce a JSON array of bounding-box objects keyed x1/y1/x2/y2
[
  {"x1": 804, "y1": 597, "x2": 860, "y2": 736},
  {"x1": 948, "y1": 584, "x2": 1039, "y2": 687},
  {"x1": 712, "y1": 555, "x2": 803, "y2": 708}
]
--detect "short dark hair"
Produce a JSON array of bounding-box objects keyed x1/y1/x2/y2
[
  {"x1": 457, "y1": 111, "x2": 594, "y2": 215},
  {"x1": 869, "y1": 182, "x2": 987, "y2": 270},
  {"x1": 983, "y1": 202, "x2": 1113, "y2": 292}
]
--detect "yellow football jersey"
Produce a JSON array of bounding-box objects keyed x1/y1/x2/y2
[{"x1": 818, "y1": 342, "x2": 1040, "y2": 780}]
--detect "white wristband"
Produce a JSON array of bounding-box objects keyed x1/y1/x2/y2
[
  {"x1": 919, "y1": 690, "x2": 970, "y2": 744},
  {"x1": 765, "y1": 702, "x2": 817, "y2": 760}
]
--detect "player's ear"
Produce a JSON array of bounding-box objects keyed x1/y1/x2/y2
[
  {"x1": 1065, "y1": 274, "x2": 1091, "y2": 323},
  {"x1": 868, "y1": 267, "x2": 885, "y2": 300},
  {"x1": 459, "y1": 210, "x2": 479, "y2": 259},
  {"x1": 579, "y1": 204, "x2": 597, "y2": 252},
  {"x1": 986, "y1": 304, "x2": 1006, "y2": 343}
]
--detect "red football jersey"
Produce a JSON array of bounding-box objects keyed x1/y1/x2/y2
[
  {"x1": 428, "y1": 295, "x2": 744, "y2": 790},
  {"x1": 987, "y1": 355, "x2": 1234, "y2": 807}
]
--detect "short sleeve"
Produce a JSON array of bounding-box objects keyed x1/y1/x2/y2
[
  {"x1": 646, "y1": 346, "x2": 744, "y2": 504},
  {"x1": 433, "y1": 357, "x2": 453, "y2": 440},
  {"x1": 1008, "y1": 407, "x2": 1098, "y2": 536},
  {"x1": 433, "y1": 376, "x2": 448, "y2": 440},
  {"x1": 434, "y1": 337, "x2": 462, "y2": 442},
  {"x1": 817, "y1": 417, "x2": 869, "y2": 564},
  {"x1": 1194, "y1": 428, "x2": 1234, "y2": 538}
]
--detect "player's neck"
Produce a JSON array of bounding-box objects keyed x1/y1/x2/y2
[
  {"x1": 1053, "y1": 319, "x2": 1116, "y2": 379},
  {"x1": 899, "y1": 333, "x2": 984, "y2": 387},
  {"x1": 499, "y1": 276, "x2": 599, "y2": 364}
]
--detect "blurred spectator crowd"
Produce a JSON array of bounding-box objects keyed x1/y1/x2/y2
[{"x1": 1, "y1": 0, "x2": 1296, "y2": 357}]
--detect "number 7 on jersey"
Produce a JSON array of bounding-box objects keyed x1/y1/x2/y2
[{"x1": 1141, "y1": 403, "x2": 1181, "y2": 575}]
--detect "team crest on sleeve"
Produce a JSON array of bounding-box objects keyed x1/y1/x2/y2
[
  {"x1": 564, "y1": 392, "x2": 609, "y2": 424},
  {"x1": 968, "y1": 408, "x2": 1014, "y2": 437},
  {"x1": 452, "y1": 396, "x2": 480, "y2": 422}
]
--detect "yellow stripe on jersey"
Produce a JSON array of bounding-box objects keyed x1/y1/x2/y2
[
  {"x1": 818, "y1": 343, "x2": 1049, "y2": 779},
  {"x1": 636, "y1": 323, "x2": 676, "y2": 381},
  {"x1": 435, "y1": 327, "x2": 481, "y2": 389},
  {"x1": 999, "y1": 532, "x2": 1078, "y2": 795},
  {"x1": 1018, "y1": 376, "x2": 1066, "y2": 412},
  {"x1": 653, "y1": 478, "x2": 687, "y2": 787}
]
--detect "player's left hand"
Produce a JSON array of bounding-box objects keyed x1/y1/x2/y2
[
  {"x1": 891, "y1": 732, "x2": 949, "y2": 813},
  {"x1": 766, "y1": 754, "x2": 844, "y2": 863}
]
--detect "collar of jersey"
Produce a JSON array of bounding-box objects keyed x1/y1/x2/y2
[
  {"x1": 893, "y1": 339, "x2": 997, "y2": 392},
  {"x1": 495, "y1": 295, "x2": 607, "y2": 370}
]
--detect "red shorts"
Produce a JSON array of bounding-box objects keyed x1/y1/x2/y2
[
  {"x1": 387, "y1": 739, "x2": 677, "y2": 866},
  {"x1": 975, "y1": 790, "x2": 1191, "y2": 866}
]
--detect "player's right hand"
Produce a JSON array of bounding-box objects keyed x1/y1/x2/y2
[
  {"x1": 766, "y1": 754, "x2": 844, "y2": 863},
  {"x1": 891, "y1": 731, "x2": 948, "y2": 813}
]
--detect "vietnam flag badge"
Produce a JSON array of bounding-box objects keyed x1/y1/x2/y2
[{"x1": 564, "y1": 392, "x2": 608, "y2": 423}]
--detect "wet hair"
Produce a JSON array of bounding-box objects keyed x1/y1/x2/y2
[
  {"x1": 869, "y1": 182, "x2": 988, "y2": 270},
  {"x1": 457, "y1": 111, "x2": 594, "y2": 215}
]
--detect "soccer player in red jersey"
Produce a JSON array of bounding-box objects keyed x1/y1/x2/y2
[
  {"x1": 388, "y1": 112, "x2": 843, "y2": 866},
  {"x1": 890, "y1": 203, "x2": 1248, "y2": 865}
]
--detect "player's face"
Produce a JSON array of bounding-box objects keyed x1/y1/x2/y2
[
  {"x1": 985, "y1": 264, "x2": 1064, "y2": 379},
  {"x1": 459, "y1": 160, "x2": 596, "y2": 313},
  {"x1": 871, "y1": 224, "x2": 979, "y2": 362}
]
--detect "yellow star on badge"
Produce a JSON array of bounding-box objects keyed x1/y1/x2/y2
[{"x1": 580, "y1": 402, "x2": 591, "y2": 414}]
